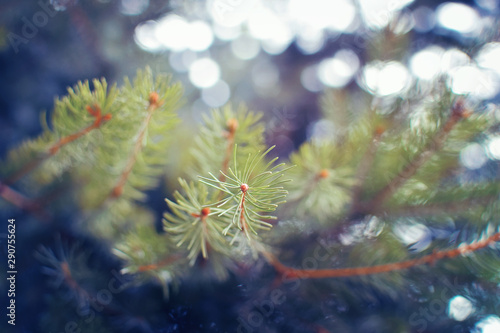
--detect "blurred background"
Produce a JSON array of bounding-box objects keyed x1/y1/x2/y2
[
  {"x1": 1, "y1": 0, "x2": 500, "y2": 159},
  {"x1": 1, "y1": 0, "x2": 500, "y2": 332}
]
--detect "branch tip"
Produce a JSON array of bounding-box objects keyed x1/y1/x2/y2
[
  {"x1": 318, "y1": 169, "x2": 329, "y2": 179},
  {"x1": 227, "y1": 118, "x2": 239, "y2": 134},
  {"x1": 148, "y1": 91, "x2": 161, "y2": 108}
]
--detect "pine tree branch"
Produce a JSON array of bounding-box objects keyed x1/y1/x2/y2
[
  {"x1": 60, "y1": 261, "x2": 91, "y2": 300},
  {"x1": 219, "y1": 118, "x2": 238, "y2": 182},
  {"x1": 136, "y1": 254, "x2": 182, "y2": 272},
  {"x1": 0, "y1": 181, "x2": 50, "y2": 220},
  {"x1": 360, "y1": 100, "x2": 470, "y2": 214},
  {"x1": 349, "y1": 126, "x2": 385, "y2": 216},
  {"x1": 5, "y1": 105, "x2": 112, "y2": 185},
  {"x1": 109, "y1": 92, "x2": 161, "y2": 199},
  {"x1": 49, "y1": 105, "x2": 112, "y2": 155},
  {"x1": 383, "y1": 196, "x2": 497, "y2": 217},
  {"x1": 285, "y1": 168, "x2": 329, "y2": 207},
  {"x1": 239, "y1": 183, "x2": 250, "y2": 237},
  {"x1": 262, "y1": 231, "x2": 500, "y2": 280}
]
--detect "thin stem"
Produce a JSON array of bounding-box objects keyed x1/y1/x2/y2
[
  {"x1": 137, "y1": 254, "x2": 181, "y2": 272},
  {"x1": 60, "y1": 261, "x2": 91, "y2": 300},
  {"x1": 192, "y1": 207, "x2": 211, "y2": 258},
  {"x1": 349, "y1": 126, "x2": 385, "y2": 216},
  {"x1": 384, "y1": 196, "x2": 497, "y2": 218},
  {"x1": 361, "y1": 101, "x2": 469, "y2": 214},
  {"x1": 109, "y1": 93, "x2": 161, "y2": 199},
  {"x1": 285, "y1": 169, "x2": 329, "y2": 207},
  {"x1": 5, "y1": 105, "x2": 112, "y2": 185},
  {"x1": 239, "y1": 187, "x2": 248, "y2": 233},
  {"x1": 219, "y1": 118, "x2": 238, "y2": 182},
  {"x1": 60, "y1": 259, "x2": 122, "y2": 315},
  {"x1": 0, "y1": 181, "x2": 50, "y2": 220},
  {"x1": 262, "y1": 231, "x2": 500, "y2": 280}
]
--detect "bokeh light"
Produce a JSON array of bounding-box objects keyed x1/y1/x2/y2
[
  {"x1": 486, "y1": 136, "x2": 500, "y2": 160},
  {"x1": 358, "y1": 0, "x2": 415, "y2": 29},
  {"x1": 448, "y1": 66, "x2": 500, "y2": 99},
  {"x1": 155, "y1": 15, "x2": 190, "y2": 51},
  {"x1": 154, "y1": 15, "x2": 214, "y2": 52},
  {"x1": 134, "y1": 20, "x2": 163, "y2": 52},
  {"x1": 393, "y1": 222, "x2": 431, "y2": 252},
  {"x1": 186, "y1": 21, "x2": 214, "y2": 52},
  {"x1": 460, "y1": 143, "x2": 488, "y2": 169},
  {"x1": 212, "y1": 24, "x2": 241, "y2": 41},
  {"x1": 288, "y1": 0, "x2": 356, "y2": 32},
  {"x1": 436, "y1": 2, "x2": 481, "y2": 36},
  {"x1": 475, "y1": 0, "x2": 499, "y2": 11},
  {"x1": 130, "y1": 0, "x2": 500, "y2": 100},
  {"x1": 410, "y1": 46, "x2": 445, "y2": 81},
  {"x1": 207, "y1": 0, "x2": 258, "y2": 27},
  {"x1": 231, "y1": 35, "x2": 260, "y2": 60},
  {"x1": 169, "y1": 50, "x2": 197, "y2": 73},
  {"x1": 202, "y1": 80, "x2": 231, "y2": 107},
  {"x1": 361, "y1": 61, "x2": 411, "y2": 96},
  {"x1": 296, "y1": 29, "x2": 326, "y2": 55},
  {"x1": 448, "y1": 296, "x2": 474, "y2": 321},
  {"x1": 317, "y1": 49, "x2": 359, "y2": 88},
  {"x1": 441, "y1": 48, "x2": 470, "y2": 73},
  {"x1": 189, "y1": 58, "x2": 221, "y2": 88},
  {"x1": 473, "y1": 315, "x2": 500, "y2": 333},
  {"x1": 476, "y1": 42, "x2": 500, "y2": 75},
  {"x1": 120, "y1": 0, "x2": 149, "y2": 16}
]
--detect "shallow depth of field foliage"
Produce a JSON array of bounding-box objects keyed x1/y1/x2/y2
[
  {"x1": 1, "y1": 2, "x2": 500, "y2": 333},
  {"x1": 1, "y1": 65, "x2": 499, "y2": 332}
]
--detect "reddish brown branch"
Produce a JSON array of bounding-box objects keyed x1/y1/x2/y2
[
  {"x1": 384, "y1": 196, "x2": 497, "y2": 218},
  {"x1": 263, "y1": 231, "x2": 500, "y2": 280},
  {"x1": 349, "y1": 126, "x2": 385, "y2": 215},
  {"x1": 61, "y1": 261, "x2": 90, "y2": 299},
  {"x1": 109, "y1": 93, "x2": 161, "y2": 199},
  {"x1": 49, "y1": 105, "x2": 112, "y2": 155},
  {"x1": 6, "y1": 105, "x2": 111, "y2": 185},
  {"x1": 239, "y1": 183, "x2": 248, "y2": 233},
  {"x1": 0, "y1": 181, "x2": 50, "y2": 220},
  {"x1": 360, "y1": 100, "x2": 470, "y2": 214},
  {"x1": 0, "y1": 181, "x2": 35, "y2": 210},
  {"x1": 192, "y1": 207, "x2": 211, "y2": 258},
  {"x1": 219, "y1": 118, "x2": 238, "y2": 182},
  {"x1": 137, "y1": 254, "x2": 181, "y2": 272}
]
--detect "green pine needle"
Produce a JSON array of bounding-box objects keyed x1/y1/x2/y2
[{"x1": 199, "y1": 146, "x2": 291, "y2": 239}]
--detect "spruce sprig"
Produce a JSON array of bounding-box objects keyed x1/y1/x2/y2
[
  {"x1": 189, "y1": 104, "x2": 265, "y2": 178},
  {"x1": 113, "y1": 224, "x2": 183, "y2": 297},
  {"x1": 199, "y1": 146, "x2": 291, "y2": 239},
  {"x1": 286, "y1": 141, "x2": 356, "y2": 222},
  {"x1": 163, "y1": 178, "x2": 231, "y2": 265}
]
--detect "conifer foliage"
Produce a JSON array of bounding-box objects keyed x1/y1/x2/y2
[{"x1": 1, "y1": 65, "x2": 500, "y2": 332}]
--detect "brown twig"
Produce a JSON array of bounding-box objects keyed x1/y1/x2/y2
[
  {"x1": 383, "y1": 196, "x2": 497, "y2": 218},
  {"x1": 109, "y1": 92, "x2": 161, "y2": 199},
  {"x1": 60, "y1": 261, "x2": 91, "y2": 300},
  {"x1": 136, "y1": 254, "x2": 182, "y2": 272},
  {"x1": 5, "y1": 105, "x2": 111, "y2": 185},
  {"x1": 219, "y1": 118, "x2": 238, "y2": 182},
  {"x1": 349, "y1": 125, "x2": 385, "y2": 216},
  {"x1": 239, "y1": 183, "x2": 249, "y2": 235},
  {"x1": 191, "y1": 207, "x2": 211, "y2": 258},
  {"x1": 262, "y1": 231, "x2": 500, "y2": 280},
  {"x1": 360, "y1": 100, "x2": 470, "y2": 215},
  {"x1": 0, "y1": 181, "x2": 50, "y2": 221}
]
